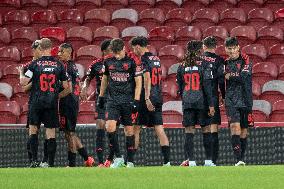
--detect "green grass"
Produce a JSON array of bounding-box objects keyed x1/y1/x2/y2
[{"x1": 0, "y1": 166, "x2": 283, "y2": 189}]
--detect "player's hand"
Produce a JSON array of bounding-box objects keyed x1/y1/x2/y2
[
  {"x1": 16, "y1": 65, "x2": 24, "y2": 74},
  {"x1": 97, "y1": 96, "x2": 105, "y2": 109},
  {"x1": 208, "y1": 106, "x2": 215, "y2": 117},
  {"x1": 225, "y1": 73, "x2": 230, "y2": 80},
  {"x1": 219, "y1": 98, "x2": 224, "y2": 106},
  {"x1": 146, "y1": 99, "x2": 155, "y2": 112},
  {"x1": 131, "y1": 100, "x2": 140, "y2": 114},
  {"x1": 80, "y1": 86, "x2": 88, "y2": 101}
]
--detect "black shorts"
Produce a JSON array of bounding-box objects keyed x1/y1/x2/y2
[
  {"x1": 137, "y1": 102, "x2": 163, "y2": 126},
  {"x1": 59, "y1": 104, "x2": 79, "y2": 132},
  {"x1": 226, "y1": 107, "x2": 251, "y2": 128},
  {"x1": 210, "y1": 106, "x2": 221, "y2": 125},
  {"x1": 95, "y1": 103, "x2": 106, "y2": 120},
  {"x1": 106, "y1": 101, "x2": 134, "y2": 126},
  {"x1": 29, "y1": 103, "x2": 59, "y2": 129},
  {"x1": 183, "y1": 108, "x2": 211, "y2": 127}
]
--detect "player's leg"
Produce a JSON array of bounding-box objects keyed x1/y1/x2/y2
[
  {"x1": 240, "y1": 108, "x2": 249, "y2": 163},
  {"x1": 41, "y1": 134, "x2": 49, "y2": 166},
  {"x1": 133, "y1": 125, "x2": 141, "y2": 151},
  {"x1": 211, "y1": 106, "x2": 221, "y2": 165},
  {"x1": 64, "y1": 131, "x2": 76, "y2": 167}
]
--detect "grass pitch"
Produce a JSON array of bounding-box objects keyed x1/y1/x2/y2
[{"x1": 0, "y1": 165, "x2": 283, "y2": 189}]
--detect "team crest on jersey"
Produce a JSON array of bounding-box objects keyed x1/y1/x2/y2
[{"x1": 123, "y1": 63, "x2": 129, "y2": 70}]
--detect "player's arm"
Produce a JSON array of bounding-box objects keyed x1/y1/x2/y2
[
  {"x1": 99, "y1": 74, "x2": 108, "y2": 97},
  {"x1": 202, "y1": 65, "x2": 215, "y2": 116},
  {"x1": 176, "y1": 65, "x2": 184, "y2": 97},
  {"x1": 134, "y1": 75, "x2": 142, "y2": 101},
  {"x1": 23, "y1": 82, "x2": 32, "y2": 93},
  {"x1": 19, "y1": 63, "x2": 34, "y2": 86},
  {"x1": 59, "y1": 81, "x2": 72, "y2": 99},
  {"x1": 81, "y1": 63, "x2": 96, "y2": 100},
  {"x1": 217, "y1": 59, "x2": 226, "y2": 100}
]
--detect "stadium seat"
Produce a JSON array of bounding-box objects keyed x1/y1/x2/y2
[
  {"x1": 10, "y1": 27, "x2": 38, "y2": 51},
  {"x1": 102, "y1": 0, "x2": 128, "y2": 12},
  {"x1": 3, "y1": 10, "x2": 30, "y2": 32},
  {"x1": 147, "y1": 45, "x2": 157, "y2": 55},
  {"x1": 128, "y1": 0, "x2": 155, "y2": 13},
  {"x1": 278, "y1": 64, "x2": 284, "y2": 81},
  {"x1": 270, "y1": 100, "x2": 284, "y2": 122},
  {"x1": 40, "y1": 27, "x2": 66, "y2": 46},
  {"x1": 57, "y1": 9, "x2": 83, "y2": 31},
  {"x1": 220, "y1": 104, "x2": 228, "y2": 122},
  {"x1": 93, "y1": 26, "x2": 119, "y2": 45},
  {"x1": 0, "y1": 101, "x2": 20, "y2": 124},
  {"x1": 167, "y1": 63, "x2": 179, "y2": 80},
  {"x1": 51, "y1": 46, "x2": 59, "y2": 57},
  {"x1": 207, "y1": 0, "x2": 237, "y2": 13},
  {"x1": 1, "y1": 64, "x2": 21, "y2": 86},
  {"x1": 21, "y1": 47, "x2": 33, "y2": 63},
  {"x1": 66, "y1": 26, "x2": 93, "y2": 51},
  {"x1": 0, "y1": 83, "x2": 13, "y2": 101},
  {"x1": 175, "y1": 26, "x2": 202, "y2": 48},
  {"x1": 252, "y1": 81, "x2": 262, "y2": 99},
  {"x1": 237, "y1": 0, "x2": 266, "y2": 14},
  {"x1": 121, "y1": 26, "x2": 148, "y2": 42},
  {"x1": 0, "y1": 14, "x2": 2, "y2": 26},
  {"x1": 203, "y1": 26, "x2": 228, "y2": 46},
  {"x1": 21, "y1": 0, "x2": 48, "y2": 14},
  {"x1": 162, "y1": 100, "x2": 182, "y2": 125},
  {"x1": 242, "y1": 44, "x2": 267, "y2": 65},
  {"x1": 137, "y1": 8, "x2": 165, "y2": 32},
  {"x1": 264, "y1": 1, "x2": 284, "y2": 12},
  {"x1": 230, "y1": 26, "x2": 257, "y2": 47},
  {"x1": 48, "y1": 0, "x2": 75, "y2": 12},
  {"x1": 76, "y1": 45, "x2": 102, "y2": 69},
  {"x1": 148, "y1": 26, "x2": 175, "y2": 51},
  {"x1": 260, "y1": 80, "x2": 284, "y2": 104},
  {"x1": 11, "y1": 84, "x2": 29, "y2": 107},
  {"x1": 267, "y1": 44, "x2": 284, "y2": 68},
  {"x1": 75, "y1": 63, "x2": 85, "y2": 79},
  {"x1": 0, "y1": 0, "x2": 20, "y2": 15},
  {"x1": 84, "y1": 9, "x2": 111, "y2": 32},
  {"x1": 0, "y1": 28, "x2": 11, "y2": 47},
  {"x1": 158, "y1": 45, "x2": 184, "y2": 70},
  {"x1": 154, "y1": 0, "x2": 182, "y2": 14},
  {"x1": 164, "y1": 8, "x2": 191, "y2": 31},
  {"x1": 110, "y1": 9, "x2": 138, "y2": 32},
  {"x1": 19, "y1": 102, "x2": 29, "y2": 124},
  {"x1": 273, "y1": 8, "x2": 284, "y2": 31},
  {"x1": 247, "y1": 8, "x2": 274, "y2": 31},
  {"x1": 78, "y1": 101, "x2": 96, "y2": 123},
  {"x1": 252, "y1": 62, "x2": 278, "y2": 87},
  {"x1": 219, "y1": 8, "x2": 247, "y2": 31},
  {"x1": 215, "y1": 45, "x2": 227, "y2": 59},
  {"x1": 252, "y1": 100, "x2": 271, "y2": 122},
  {"x1": 181, "y1": 0, "x2": 210, "y2": 14},
  {"x1": 256, "y1": 26, "x2": 283, "y2": 51},
  {"x1": 162, "y1": 79, "x2": 178, "y2": 102},
  {"x1": 190, "y1": 8, "x2": 219, "y2": 32},
  {"x1": 74, "y1": 0, "x2": 101, "y2": 13},
  {"x1": 31, "y1": 10, "x2": 57, "y2": 32},
  {"x1": 0, "y1": 46, "x2": 20, "y2": 70}
]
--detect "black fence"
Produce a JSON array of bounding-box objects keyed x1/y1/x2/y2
[{"x1": 0, "y1": 126, "x2": 283, "y2": 167}]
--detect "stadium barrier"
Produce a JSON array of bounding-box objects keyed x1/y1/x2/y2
[{"x1": 0, "y1": 125, "x2": 283, "y2": 167}]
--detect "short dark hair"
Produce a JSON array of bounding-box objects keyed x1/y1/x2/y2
[
  {"x1": 130, "y1": 36, "x2": 148, "y2": 47},
  {"x1": 101, "y1": 39, "x2": 111, "y2": 51},
  {"x1": 31, "y1": 40, "x2": 41, "y2": 49},
  {"x1": 203, "y1": 36, "x2": 217, "y2": 49},
  {"x1": 225, "y1": 37, "x2": 239, "y2": 47},
  {"x1": 110, "y1": 38, "x2": 124, "y2": 54},
  {"x1": 40, "y1": 38, "x2": 52, "y2": 50},
  {"x1": 59, "y1": 43, "x2": 73, "y2": 55},
  {"x1": 187, "y1": 40, "x2": 203, "y2": 52}
]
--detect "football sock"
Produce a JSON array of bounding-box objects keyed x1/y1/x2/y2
[
  {"x1": 42, "y1": 139, "x2": 49, "y2": 163},
  {"x1": 108, "y1": 131, "x2": 121, "y2": 158},
  {"x1": 26, "y1": 138, "x2": 32, "y2": 163},
  {"x1": 203, "y1": 132, "x2": 212, "y2": 160},
  {"x1": 161, "y1": 145, "x2": 170, "y2": 164},
  {"x1": 68, "y1": 151, "x2": 76, "y2": 167},
  {"x1": 126, "y1": 135, "x2": 135, "y2": 163},
  {"x1": 240, "y1": 137, "x2": 247, "y2": 161},
  {"x1": 29, "y1": 134, "x2": 38, "y2": 162},
  {"x1": 47, "y1": 138, "x2": 57, "y2": 167},
  {"x1": 231, "y1": 135, "x2": 241, "y2": 161},
  {"x1": 78, "y1": 147, "x2": 88, "y2": 161},
  {"x1": 211, "y1": 132, "x2": 219, "y2": 164},
  {"x1": 96, "y1": 129, "x2": 105, "y2": 164},
  {"x1": 185, "y1": 133, "x2": 194, "y2": 161}
]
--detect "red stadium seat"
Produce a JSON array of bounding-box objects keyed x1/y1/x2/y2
[
  {"x1": 278, "y1": 64, "x2": 284, "y2": 81},
  {"x1": 0, "y1": 46, "x2": 20, "y2": 70},
  {"x1": 31, "y1": 10, "x2": 57, "y2": 32},
  {"x1": 137, "y1": 8, "x2": 165, "y2": 32},
  {"x1": 10, "y1": 27, "x2": 38, "y2": 51},
  {"x1": 148, "y1": 26, "x2": 175, "y2": 51},
  {"x1": 207, "y1": 0, "x2": 237, "y2": 13},
  {"x1": 230, "y1": 26, "x2": 257, "y2": 47},
  {"x1": 256, "y1": 26, "x2": 283, "y2": 51},
  {"x1": 270, "y1": 100, "x2": 284, "y2": 122},
  {"x1": 219, "y1": 8, "x2": 247, "y2": 31},
  {"x1": 76, "y1": 45, "x2": 102, "y2": 69},
  {"x1": 267, "y1": 44, "x2": 284, "y2": 68},
  {"x1": 175, "y1": 26, "x2": 202, "y2": 48},
  {"x1": 0, "y1": 0, "x2": 20, "y2": 15},
  {"x1": 74, "y1": 0, "x2": 101, "y2": 13},
  {"x1": 252, "y1": 100, "x2": 271, "y2": 122},
  {"x1": 162, "y1": 101, "x2": 182, "y2": 125},
  {"x1": 0, "y1": 83, "x2": 13, "y2": 101},
  {"x1": 19, "y1": 103, "x2": 29, "y2": 124},
  {"x1": 260, "y1": 80, "x2": 284, "y2": 104},
  {"x1": 181, "y1": 0, "x2": 210, "y2": 14},
  {"x1": 57, "y1": 9, "x2": 83, "y2": 31},
  {"x1": 102, "y1": 0, "x2": 128, "y2": 12},
  {"x1": 216, "y1": 45, "x2": 227, "y2": 59},
  {"x1": 264, "y1": 1, "x2": 284, "y2": 12},
  {"x1": 0, "y1": 28, "x2": 11, "y2": 47},
  {"x1": 247, "y1": 8, "x2": 274, "y2": 31},
  {"x1": 154, "y1": 0, "x2": 181, "y2": 14},
  {"x1": 162, "y1": 80, "x2": 178, "y2": 102},
  {"x1": 237, "y1": 0, "x2": 266, "y2": 14},
  {"x1": 21, "y1": 47, "x2": 33, "y2": 63},
  {"x1": 40, "y1": 27, "x2": 66, "y2": 46},
  {"x1": 252, "y1": 62, "x2": 278, "y2": 87},
  {"x1": 203, "y1": 26, "x2": 228, "y2": 46},
  {"x1": 93, "y1": 26, "x2": 119, "y2": 45},
  {"x1": 147, "y1": 45, "x2": 157, "y2": 55},
  {"x1": 110, "y1": 9, "x2": 138, "y2": 32},
  {"x1": 273, "y1": 8, "x2": 284, "y2": 31},
  {"x1": 21, "y1": 0, "x2": 48, "y2": 14},
  {"x1": 252, "y1": 81, "x2": 262, "y2": 99},
  {"x1": 128, "y1": 0, "x2": 155, "y2": 13},
  {"x1": 220, "y1": 105, "x2": 228, "y2": 122},
  {"x1": 11, "y1": 84, "x2": 29, "y2": 107},
  {"x1": 164, "y1": 8, "x2": 191, "y2": 31},
  {"x1": 84, "y1": 9, "x2": 111, "y2": 31},
  {"x1": 242, "y1": 44, "x2": 267, "y2": 64},
  {"x1": 1, "y1": 64, "x2": 20, "y2": 86},
  {"x1": 0, "y1": 14, "x2": 2, "y2": 26},
  {"x1": 78, "y1": 101, "x2": 96, "y2": 123},
  {"x1": 158, "y1": 45, "x2": 184, "y2": 70},
  {"x1": 66, "y1": 26, "x2": 93, "y2": 51},
  {"x1": 48, "y1": 0, "x2": 75, "y2": 12},
  {"x1": 3, "y1": 10, "x2": 30, "y2": 32},
  {"x1": 0, "y1": 101, "x2": 20, "y2": 124},
  {"x1": 190, "y1": 8, "x2": 219, "y2": 32},
  {"x1": 121, "y1": 26, "x2": 148, "y2": 42},
  {"x1": 167, "y1": 63, "x2": 179, "y2": 80}
]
